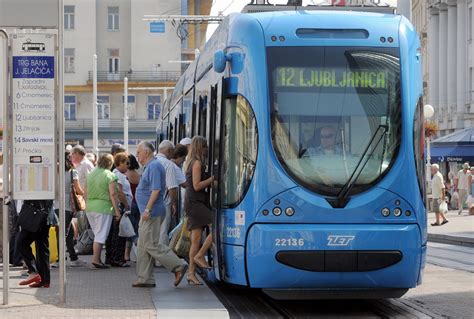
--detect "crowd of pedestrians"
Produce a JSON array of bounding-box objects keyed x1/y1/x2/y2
[
  {"x1": 430, "y1": 162, "x2": 474, "y2": 227},
  {"x1": 6, "y1": 136, "x2": 214, "y2": 290}
]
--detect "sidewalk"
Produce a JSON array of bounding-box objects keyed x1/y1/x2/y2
[
  {"x1": 0, "y1": 259, "x2": 156, "y2": 319},
  {"x1": 427, "y1": 210, "x2": 474, "y2": 247},
  {"x1": 0, "y1": 254, "x2": 227, "y2": 319}
]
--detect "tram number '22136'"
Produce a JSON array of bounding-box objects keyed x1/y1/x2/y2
[{"x1": 275, "y1": 238, "x2": 305, "y2": 247}]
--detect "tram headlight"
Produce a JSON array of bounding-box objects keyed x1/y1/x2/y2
[
  {"x1": 381, "y1": 208, "x2": 390, "y2": 217},
  {"x1": 285, "y1": 207, "x2": 295, "y2": 216},
  {"x1": 272, "y1": 207, "x2": 282, "y2": 216},
  {"x1": 393, "y1": 208, "x2": 402, "y2": 217}
]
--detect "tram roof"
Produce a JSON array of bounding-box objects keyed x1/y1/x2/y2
[{"x1": 249, "y1": 9, "x2": 401, "y2": 30}]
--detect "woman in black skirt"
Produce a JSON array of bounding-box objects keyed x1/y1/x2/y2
[{"x1": 184, "y1": 136, "x2": 214, "y2": 285}]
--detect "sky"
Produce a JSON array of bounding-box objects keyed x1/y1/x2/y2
[{"x1": 206, "y1": 0, "x2": 398, "y2": 40}]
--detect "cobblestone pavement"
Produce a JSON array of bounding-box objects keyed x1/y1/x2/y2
[{"x1": 0, "y1": 259, "x2": 156, "y2": 319}]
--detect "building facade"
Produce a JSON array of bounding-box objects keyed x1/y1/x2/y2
[
  {"x1": 419, "y1": 0, "x2": 474, "y2": 136},
  {"x1": 63, "y1": 0, "x2": 211, "y2": 153}
]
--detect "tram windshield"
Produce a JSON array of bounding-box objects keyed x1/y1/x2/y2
[{"x1": 268, "y1": 46, "x2": 401, "y2": 197}]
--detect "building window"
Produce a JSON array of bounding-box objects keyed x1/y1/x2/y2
[
  {"x1": 108, "y1": 49, "x2": 119, "y2": 74},
  {"x1": 64, "y1": 48, "x2": 75, "y2": 73},
  {"x1": 97, "y1": 96, "x2": 110, "y2": 120},
  {"x1": 147, "y1": 96, "x2": 161, "y2": 120},
  {"x1": 64, "y1": 5, "x2": 75, "y2": 30},
  {"x1": 122, "y1": 95, "x2": 136, "y2": 119},
  {"x1": 64, "y1": 95, "x2": 76, "y2": 120},
  {"x1": 108, "y1": 6, "x2": 119, "y2": 31},
  {"x1": 469, "y1": 7, "x2": 473, "y2": 41},
  {"x1": 470, "y1": 67, "x2": 473, "y2": 103}
]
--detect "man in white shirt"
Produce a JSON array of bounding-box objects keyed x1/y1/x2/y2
[
  {"x1": 431, "y1": 164, "x2": 448, "y2": 226},
  {"x1": 71, "y1": 145, "x2": 94, "y2": 235},
  {"x1": 71, "y1": 145, "x2": 94, "y2": 190},
  {"x1": 155, "y1": 140, "x2": 178, "y2": 247},
  {"x1": 455, "y1": 162, "x2": 471, "y2": 215}
]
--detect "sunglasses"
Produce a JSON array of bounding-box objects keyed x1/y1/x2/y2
[{"x1": 321, "y1": 134, "x2": 335, "y2": 139}]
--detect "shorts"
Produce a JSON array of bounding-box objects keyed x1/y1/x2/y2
[
  {"x1": 431, "y1": 199, "x2": 440, "y2": 213},
  {"x1": 86, "y1": 212, "x2": 113, "y2": 244}
]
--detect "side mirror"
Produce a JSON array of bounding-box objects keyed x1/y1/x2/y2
[
  {"x1": 229, "y1": 52, "x2": 243, "y2": 75},
  {"x1": 213, "y1": 51, "x2": 227, "y2": 73}
]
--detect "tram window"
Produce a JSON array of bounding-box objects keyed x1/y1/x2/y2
[
  {"x1": 198, "y1": 95, "x2": 208, "y2": 136},
  {"x1": 183, "y1": 95, "x2": 192, "y2": 137},
  {"x1": 268, "y1": 46, "x2": 401, "y2": 197},
  {"x1": 413, "y1": 97, "x2": 425, "y2": 201},
  {"x1": 221, "y1": 95, "x2": 258, "y2": 207}
]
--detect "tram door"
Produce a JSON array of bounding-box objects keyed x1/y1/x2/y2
[{"x1": 208, "y1": 79, "x2": 225, "y2": 280}]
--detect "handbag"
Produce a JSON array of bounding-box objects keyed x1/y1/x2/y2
[
  {"x1": 75, "y1": 228, "x2": 94, "y2": 255},
  {"x1": 174, "y1": 217, "x2": 191, "y2": 258},
  {"x1": 169, "y1": 218, "x2": 184, "y2": 251},
  {"x1": 71, "y1": 170, "x2": 86, "y2": 212},
  {"x1": 17, "y1": 201, "x2": 49, "y2": 232},
  {"x1": 439, "y1": 201, "x2": 448, "y2": 214},
  {"x1": 118, "y1": 215, "x2": 136, "y2": 238}
]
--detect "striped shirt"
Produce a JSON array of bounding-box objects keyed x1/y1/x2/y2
[{"x1": 155, "y1": 153, "x2": 178, "y2": 205}]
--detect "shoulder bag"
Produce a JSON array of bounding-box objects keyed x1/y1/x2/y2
[
  {"x1": 71, "y1": 170, "x2": 86, "y2": 212},
  {"x1": 17, "y1": 201, "x2": 49, "y2": 233}
]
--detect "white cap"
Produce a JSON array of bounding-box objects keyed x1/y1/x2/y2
[
  {"x1": 65, "y1": 145, "x2": 73, "y2": 151},
  {"x1": 179, "y1": 137, "x2": 192, "y2": 146},
  {"x1": 431, "y1": 163, "x2": 439, "y2": 170}
]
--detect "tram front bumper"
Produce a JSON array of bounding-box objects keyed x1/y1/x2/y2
[{"x1": 246, "y1": 223, "x2": 422, "y2": 289}]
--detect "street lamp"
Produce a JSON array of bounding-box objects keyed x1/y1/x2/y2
[{"x1": 424, "y1": 104, "x2": 434, "y2": 198}]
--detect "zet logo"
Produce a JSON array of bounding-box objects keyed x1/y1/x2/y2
[{"x1": 327, "y1": 235, "x2": 355, "y2": 246}]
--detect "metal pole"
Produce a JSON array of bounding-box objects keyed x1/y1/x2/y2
[
  {"x1": 124, "y1": 77, "x2": 128, "y2": 151},
  {"x1": 426, "y1": 136, "x2": 432, "y2": 184},
  {"x1": 1, "y1": 29, "x2": 9, "y2": 306},
  {"x1": 58, "y1": 0, "x2": 66, "y2": 304},
  {"x1": 93, "y1": 54, "x2": 98, "y2": 156}
]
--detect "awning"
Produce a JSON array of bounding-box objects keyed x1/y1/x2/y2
[{"x1": 430, "y1": 128, "x2": 474, "y2": 162}]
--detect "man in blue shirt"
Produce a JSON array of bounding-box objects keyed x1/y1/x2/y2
[{"x1": 133, "y1": 141, "x2": 188, "y2": 288}]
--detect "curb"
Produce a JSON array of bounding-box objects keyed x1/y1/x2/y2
[{"x1": 428, "y1": 233, "x2": 474, "y2": 247}]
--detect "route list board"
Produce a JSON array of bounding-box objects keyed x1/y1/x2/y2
[{"x1": 11, "y1": 33, "x2": 55, "y2": 199}]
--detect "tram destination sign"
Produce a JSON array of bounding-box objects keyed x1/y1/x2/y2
[
  {"x1": 276, "y1": 67, "x2": 388, "y2": 89},
  {"x1": 11, "y1": 33, "x2": 56, "y2": 199}
]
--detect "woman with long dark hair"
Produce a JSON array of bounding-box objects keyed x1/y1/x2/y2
[{"x1": 184, "y1": 136, "x2": 214, "y2": 285}]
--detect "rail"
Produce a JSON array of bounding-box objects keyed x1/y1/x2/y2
[
  {"x1": 65, "y1": 118, "x2": 157, "y2": 130},
  {"x1": 87, "y1": 70, "x2": 181, "y2": 82}
]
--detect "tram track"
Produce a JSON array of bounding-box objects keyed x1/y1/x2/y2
[{"x1": 203, "y1": 273, "x2": 444, "y2": 319}]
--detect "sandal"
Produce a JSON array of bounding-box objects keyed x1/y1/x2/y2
[
  {"x1": 111, "y1": 261, "x2": 130, "y2": 268},
  {"x1": 431, "y1": 222, "x2": 441, "y2": 226},
  {"x1": 441, "y1": 220, "x2": 449, "y2": 225},
  {"x1": 193, "y1": 257, "x2": 211, "y2": 269},
  {"x1": 174, "y1": 264, "x2": 188, "y2": 287},
  {"x1": 187, "y1": 276, "x2": 203, "y2": 286},
  {"x1": 91, "y1": 262, "x2": 110, "y2": 269}
]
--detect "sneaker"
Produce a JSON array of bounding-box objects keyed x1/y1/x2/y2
[
  {"x1": 50, "y1": 262, "x2": 59, "y2": 268},
  {"x1": 69, "y1": 259, "x2": 87, "y2": 267}
]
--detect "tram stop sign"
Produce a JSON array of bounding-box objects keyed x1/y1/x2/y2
[{"x1": 11, "y1": 33, "x2": 56, "y2": 200}]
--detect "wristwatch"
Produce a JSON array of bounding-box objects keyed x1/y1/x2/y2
[{"x1": 144, "y1": 208, "x2": 151, "y2": 214}]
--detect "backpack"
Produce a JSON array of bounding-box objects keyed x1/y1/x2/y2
[{"x1": 75, "y1": 229, "x2": 94, "y2": 255}]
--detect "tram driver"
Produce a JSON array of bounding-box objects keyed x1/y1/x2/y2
[{"x1": 304, "y1": 126, "x2": 342, "y2": 157}]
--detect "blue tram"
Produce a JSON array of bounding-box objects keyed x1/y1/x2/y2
[{"x1": 158, "y1": 10, "x2": 426, "y2": 299}]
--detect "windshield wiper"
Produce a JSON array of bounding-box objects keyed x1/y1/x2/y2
[{"x1": 328, "y1": 124, "x2": 388, "y2": 208}]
